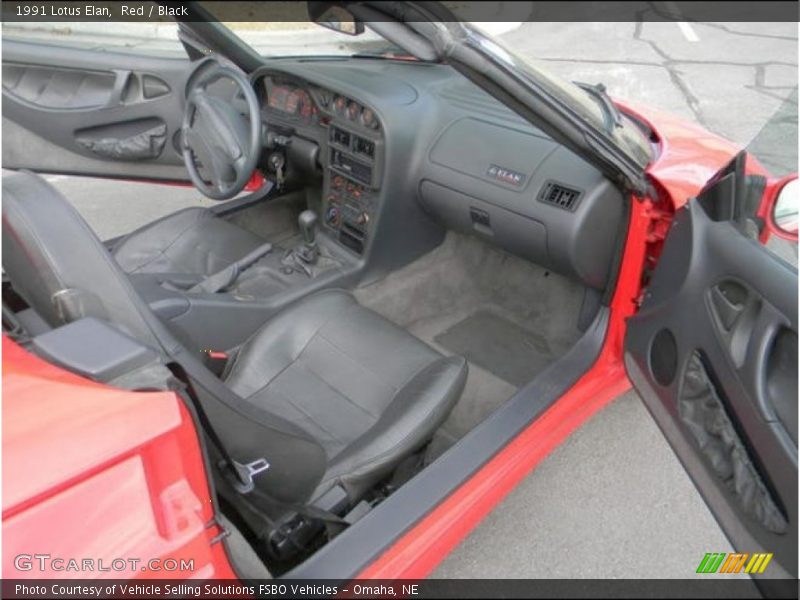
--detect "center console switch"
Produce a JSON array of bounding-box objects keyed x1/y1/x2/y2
[
  {"x1": 324, "y1": 175, "x2": 373, "y2": 255},
  {"x1": 323, "y1": 124, "x2": 382, "y2": 255}
]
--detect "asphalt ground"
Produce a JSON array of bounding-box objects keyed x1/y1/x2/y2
[{"x1": 5, "y1": 21, "x2": 797, "y2": 579}]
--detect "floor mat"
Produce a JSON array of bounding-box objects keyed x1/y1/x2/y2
[{"x1": 434, "y1": 309, "x2": 557, "y2": 387}]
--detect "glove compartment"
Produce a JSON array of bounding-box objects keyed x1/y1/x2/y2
[{"x1": 418, "y1": 117, "x2": 625, "y2": 290}]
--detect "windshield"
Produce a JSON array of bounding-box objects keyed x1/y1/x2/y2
[
  {"x1": 220, "y1": 22, "x2": 407, "y2": 58},
  {"x1": 200, "y1": 1, "x2": 407, "y2": 58}
]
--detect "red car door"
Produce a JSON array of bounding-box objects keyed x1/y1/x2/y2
[
  {"x1": 1, "y1": 338, "x2": 237, "y2": 581},
  {"x1": 624, "y1": 153, "x2": 798, "y2": 588}
]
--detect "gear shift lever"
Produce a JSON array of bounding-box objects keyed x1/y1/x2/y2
[
  {"x1": 299, "y1": 210, "x2": 317, "y2": 246},
  {"x1": 294, "y1": 209, "x2": 319, "y2": 265}
]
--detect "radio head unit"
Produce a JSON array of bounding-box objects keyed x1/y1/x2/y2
[{"x1": 330, "y1": 149, "x2": 373, "y2": 187}]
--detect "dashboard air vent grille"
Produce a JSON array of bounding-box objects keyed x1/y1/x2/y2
[{"x1": 539, "y1": 181, "x2": 581, "y2": 211}]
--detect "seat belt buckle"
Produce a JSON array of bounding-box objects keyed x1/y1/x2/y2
[{"x1": 229, "y1": 458, "x2": 270, "y2": 494}]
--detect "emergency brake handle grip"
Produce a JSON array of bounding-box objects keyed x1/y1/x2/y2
[{"x1": 188, "y1": 242, "x2": 273, "y2": 295}]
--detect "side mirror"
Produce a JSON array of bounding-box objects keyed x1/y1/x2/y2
[
  {"x1": 773, "y1": 178, "x2": 798, "y2": 235},
  {"x1": 308, "y1": 2, "x2": 364, "y2": 36},
  {"x1": 766, "y1": 176, "x2": 799, "y2": 241}
]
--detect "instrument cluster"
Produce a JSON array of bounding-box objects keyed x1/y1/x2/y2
[
  {"x1": 325, "y1": 93, "x2": 380, "y2": 130},
  {"x1": 261, "y1": 76, "x2": 380, "y2": 133}
]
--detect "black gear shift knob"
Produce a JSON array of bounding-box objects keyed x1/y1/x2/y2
[{"x1": 298, "y1": 210, "x2": 318, "y2": 245}]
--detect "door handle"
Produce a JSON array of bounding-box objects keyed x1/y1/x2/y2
[
  {"x1": 710, "y1": 281, "x2": 747, "y2": 331},
  {"x1": 708, "y1": 280, "x2": 761, "y2": 369}
]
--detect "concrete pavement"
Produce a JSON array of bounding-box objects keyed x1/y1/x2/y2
[{"x1": 433, "y1": 392, "x2": 738, "y2": 579}]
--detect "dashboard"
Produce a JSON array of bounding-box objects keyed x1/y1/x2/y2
[
  {"x1": 255, "y1": 72, "x2": 385, "y2": 256},
  {"x1": 248, "y1": 60, "x2": 625, "y2": 290}
]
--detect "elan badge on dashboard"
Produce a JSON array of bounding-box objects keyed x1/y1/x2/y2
[{"x1": 487, "y1": 164, "x2": 526, "y2": 187}]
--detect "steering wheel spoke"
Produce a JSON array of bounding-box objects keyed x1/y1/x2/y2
[{"x1": 232, "y1": 154, "x2": 249, "y2": 178}]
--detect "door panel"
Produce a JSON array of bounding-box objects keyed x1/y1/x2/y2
[
  {"x1": 625, "y1": 166, "x2": 798, "y2": 579},
  {"x1": 2, "y1": 39, "x2": 191, "y2": 181}
]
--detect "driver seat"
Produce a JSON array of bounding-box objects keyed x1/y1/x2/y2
[
  {"x1": 2, "y1": 171, "x2": 467, "y2": 533},
  {"x1": 112, "y1": 206, "x2": 267, "y2": 276}
]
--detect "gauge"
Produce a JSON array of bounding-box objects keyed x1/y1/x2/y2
[
  {"x1": 269, "y1": 85, "x2": 290, "y2": 110},
  {"x1": 361, "y1": 107, "x2": 377, "y2": 129},
  {"x1": 347, "y1": 101, "x2": 361, "y2": 121},
  {"x1": 333, "y1": 95, "x2": 347, "y2": 115},
  {"x1": 297, "y1": 90, "x2": 314, "y2": 120},
  {"x1": 285, "y1": 89, "x2": 301, "y2": 114}
]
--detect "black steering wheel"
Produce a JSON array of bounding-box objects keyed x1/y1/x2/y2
[{"x1": 182, "y1": 62, "x2": 262, "y2": 200}]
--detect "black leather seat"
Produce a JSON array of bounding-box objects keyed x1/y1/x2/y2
[
  {"x1": 224, "y1": 289, "x2": 465, "y2": 497},
  {"x1": 112, "y1": 207, "x2": 266, "y2": 275},
  {"x1": 2, "y1": 171, "x2": 467, "y2": 518}
]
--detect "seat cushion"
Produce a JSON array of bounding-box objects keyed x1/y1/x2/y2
[
  {"x1": 225, "y1": 289, "x2": 467, "y2": 498},
  {"x1": 113, "y1": 207, "x2": 265, "y2": 276}
]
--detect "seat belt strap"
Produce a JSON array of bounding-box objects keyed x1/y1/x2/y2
[
  {"x1": 165, "y1": 364, "x2": 348, "y2": 535},
  {"x1": 165, "y1": 365, "x2": 262, "y2": 492},
  {"x1": 188, "y1": 242, "x2": 273, "y2": 294}
]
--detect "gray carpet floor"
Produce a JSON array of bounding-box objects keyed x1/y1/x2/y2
[
  {"x1": 435, "y1": 309, "x2": 561, "y2": 388},
  {"x1": 355, "y1": 232, "x2": 587, "y2": 455}
]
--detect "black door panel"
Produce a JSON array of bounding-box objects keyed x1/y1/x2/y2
[
  {"x1": 625, "y1": 190, "x2": 798, "y2": 578},
  {"x1": 2, "y1": 39, "x2": 190, "y2": 181}
]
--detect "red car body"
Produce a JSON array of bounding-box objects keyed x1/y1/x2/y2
[{"x1": 2, "y1": 99, "x2": 786, "y2": 580}]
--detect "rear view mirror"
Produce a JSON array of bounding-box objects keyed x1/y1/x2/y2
[
  {"x1": 308, "y1": 3, "x2": 364, "y2": 36},
  {"x1": 773, "y1": 178, "x2": 798, "y2": 236}
]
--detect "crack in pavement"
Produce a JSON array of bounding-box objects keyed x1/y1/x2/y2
[
  {"x1": 698, "y1": 22, "x2": 798, "y2": 42},
  {"x1": 508, "y1": 20, "x2": 796, "y2": 155},
  {"x1": 641, "y1": 3, "x2": 798, "y2": 42},
  {"x1": 632, "y1": 19, "x2": 708, "y2": 127},
  {"x1": 629, "y1": 19, "x2": 797, "y2": 139},
  {"x1": 530, "y1": 18, "x2": 797, "y2": 171}
]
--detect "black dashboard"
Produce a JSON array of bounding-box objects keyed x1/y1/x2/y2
[{"x1": 249, "y1": 59, "x2": 625, "y2": 290}]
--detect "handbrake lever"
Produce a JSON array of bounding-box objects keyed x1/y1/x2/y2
[{"x1": 188, "y1": 242, "x2": 273, "y2": 295}]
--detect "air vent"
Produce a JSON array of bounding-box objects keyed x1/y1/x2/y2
[{"x1": 538, "y1": 181, "x2": 582, "y2": 211}]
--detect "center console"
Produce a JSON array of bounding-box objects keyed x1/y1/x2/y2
[{"x1": 322, "y1": 123, "x2": 383, "y2": 255}]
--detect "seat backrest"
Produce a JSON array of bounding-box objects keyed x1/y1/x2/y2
[
  {"x1": 3, "y1": 171, "x2": 165, "y2": 348},
  {"x1": 2, "y1": 171, "x2": 327, "y2": 505}
]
